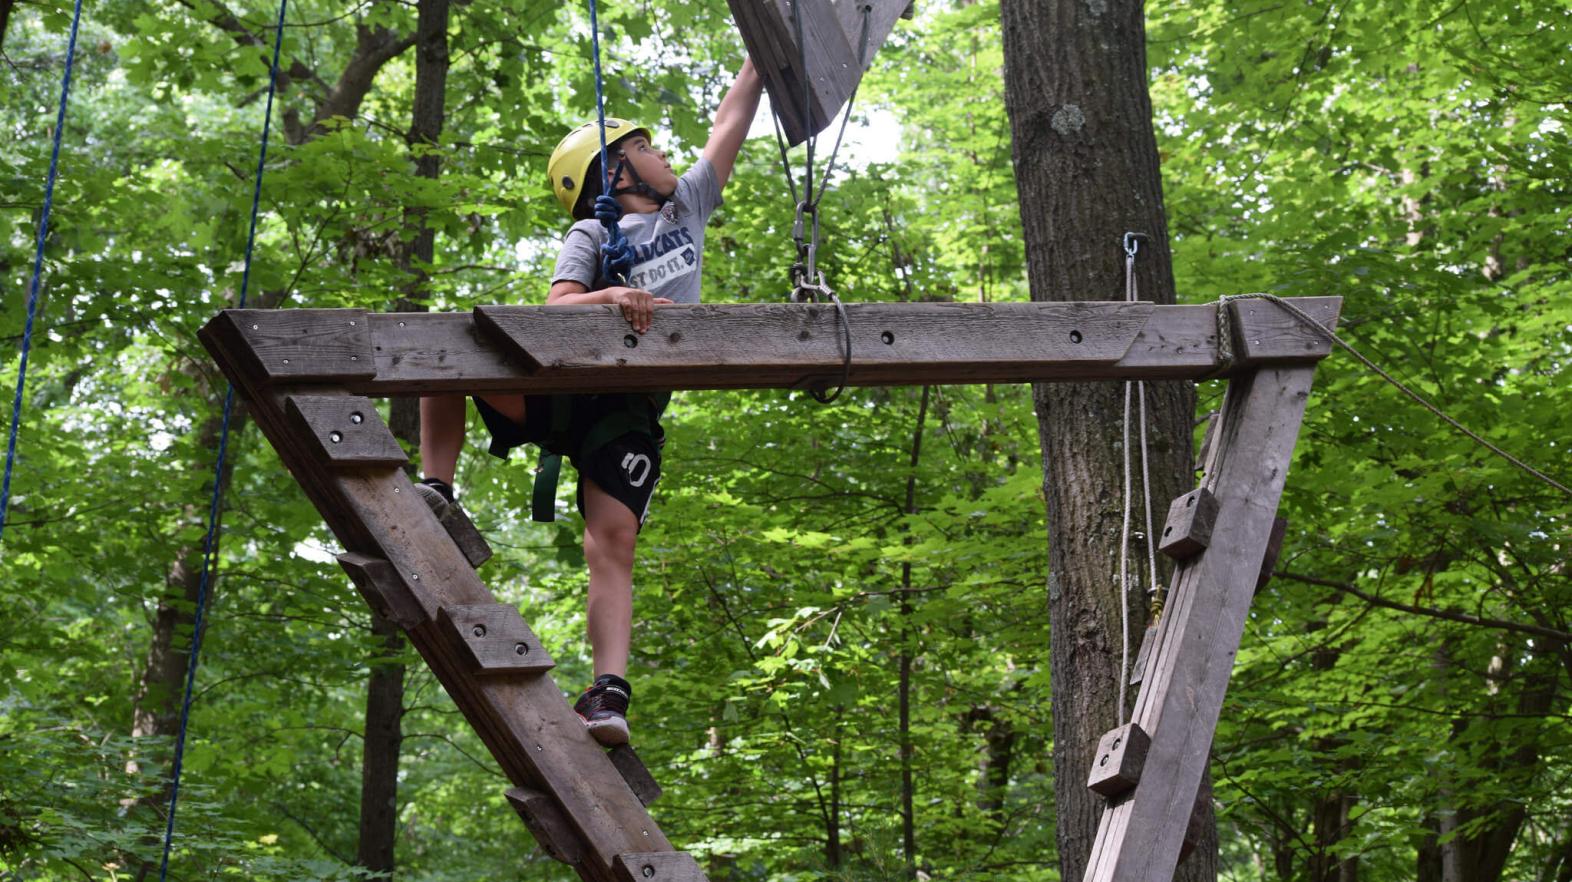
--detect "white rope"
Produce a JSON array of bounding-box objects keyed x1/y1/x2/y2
[{"x1": 1114, "y1": 234, "x2": 1158, "y2": 725}]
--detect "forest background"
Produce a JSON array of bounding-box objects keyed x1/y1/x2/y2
[{"x1": 2, "y1": 0, "x2": 1568, "y2": 880}]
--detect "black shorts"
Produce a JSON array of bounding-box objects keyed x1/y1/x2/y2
[{"x1": 473, "y1": 395, "x2": 662, "y2": 525}]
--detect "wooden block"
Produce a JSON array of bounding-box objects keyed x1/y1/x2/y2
[
  {"x1": 1254, "y1": 516, "x2": 1288, "y2": 592},
  {"x1": 613, "y1": 852, "x2": 707, "y2": 882},
  {"x1": 439, "y1": 502, "x2": 492, "y2": 569},
  {"x1": 1158, "y1": 487, "x2": 1220, "y2": 561},
  {"x1": 438, "y1": 603, "x2": 555, "y2": 675},
  {"x1": 505, "y1": 786, "x2": 587, "y2": 866},
  {"x1": 338, "y1": 552, "x2": 433, "y2": 629},
  {"x1": 209, "y1": 308, "x2": 375, "y2": 382},
  {"x1": 608, "y1": 744, "x2": 663, "y2": 806},
  {"x1": 1087, "y1": 722, "x2": 1151, "y2": 799},
  {"x1": 285, "y1": 396, "x2": 407, "y2": 469},
  {"x1": 1227, "y1": 296, "x2": 1341, "y2": 366}
]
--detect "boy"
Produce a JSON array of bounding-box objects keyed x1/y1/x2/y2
[{"x1": 416, "y1": 59, "x2": 763, "y2": 745}]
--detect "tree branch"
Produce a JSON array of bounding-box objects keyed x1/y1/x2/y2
[{"x1": 1275, "y1": 570, "x2": 1572, "y2": 644}]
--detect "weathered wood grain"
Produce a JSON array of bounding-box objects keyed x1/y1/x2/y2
[
  {"x1": 1086, "y1": 722, "x2": 1151, "y2": 799},
  {"x1": 613, "y1": 851, "x2": 707, "y2": 882},
  {"x1": 438, "y1": 603, "x2": 556, "y2": 675},
  {"x1": 727, "y1": 0, "x2": 859, "y2": 145},
  {"x1": 206, "y1": 308, "x2": 375, "y2": 382},
  {"x1": 338, "y1": 552, "x2": 433, "y2": 629},
  {"x1": 438, "y1": 500, "x2": 493, "y2": 568},
  {"x1": 1228, "y1": 297, "x2": 1339, "y2": 365},
  {"x1": 1084, "y1": 366, "x2": 1323, "y2": 882},
  {"x1": 197, "y1": 319, "x2": 698, "y2": 881},
  {"x1": 202, "y1": 300, "x2": 1342, "y2": 395},
  {"x1": 507, "y1": 786, "x2": 589, "y2": 866},
  {"x1": 1157, "y1": 487, "x2": 1219, "y2": 561},
  {"x1": 285, "y1": 395, "x2": 408, "y2": 469}
]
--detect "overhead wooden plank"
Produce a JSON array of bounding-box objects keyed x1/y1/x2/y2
[
  {"x1": 285, "y1": 395, "x2": 408, "y2": 469},
  {"x1": 1084, "y1": 365, "x2": 1324, "y2": 882},
  {"x1": 200, "y1": 299, "x2": 1343, "y2": 396},
  {"x1": 205, "y1": 308, "x2": 375, "y2": 382}
]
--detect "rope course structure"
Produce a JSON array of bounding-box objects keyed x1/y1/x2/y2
[{"x1": 9, "y1": 2, "x2": 1566, "y2": 882}]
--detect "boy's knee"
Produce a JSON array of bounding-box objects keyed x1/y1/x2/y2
[{"x1": 584, "y1": 518, "x2": 638, "y2": 565}]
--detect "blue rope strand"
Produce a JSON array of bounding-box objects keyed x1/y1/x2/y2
[
  {"x1": 155, "y1": 0, "x2": 289, "y2": 877},
  {"x1": 585, "y1": 0, "x2": 632, "y2": 283},
  {"x1": 0, "y1": 0, "x2": 85, "y2": 546}
]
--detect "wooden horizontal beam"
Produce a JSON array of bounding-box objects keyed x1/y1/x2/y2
[{"x1": 198, "y1": 298, "x2": 1341, "y2": 397}]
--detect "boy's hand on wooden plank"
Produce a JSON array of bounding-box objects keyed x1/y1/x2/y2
[{"x1": 607, "y1": 286, "x2": 672, "y2": 333}]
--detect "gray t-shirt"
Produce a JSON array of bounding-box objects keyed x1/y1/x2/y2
[{"x1": 551, "y1": 156, "x2": 723, "y2": 304}]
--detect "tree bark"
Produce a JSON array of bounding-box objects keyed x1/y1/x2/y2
[
  {"x1": 0, "y1": 0, "x2": 15, "y2": 56},
  {"x1": 999, "y1": 0, "x2": 1211, "y2": 879},
  {"x1": 355, "y1": 2, "x2": 451, "y2": 875}
]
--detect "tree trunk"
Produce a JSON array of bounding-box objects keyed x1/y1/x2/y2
[
  {"x1": 130, "y1": 8, "x2": 416, "y2": 876},
  {"x1": 0, "y1": 0, "x2": 15, "y2": 55},
  {"x1": 355, "y1": 609, "x2": 405, "y2": 876},
  {"x1": 999, "y1": 0, "x2": 1210, "y2": 879},
  {"x1": 355, "y1": 1, "x2": 451, "y2": 875},
  {"x1": 897, "y1": 385, "x2": 931, "y2": 880}
]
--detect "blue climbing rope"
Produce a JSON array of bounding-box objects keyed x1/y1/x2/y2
[
  {"x1": 586, "y1": 0, "x2": 633, "y2": 283},
  {"x1": 0, "y1": 0, "x2": 85, "y2": 546},
  {"x1": 155, "y1": 1, "x2": 289, "y2": 877}
]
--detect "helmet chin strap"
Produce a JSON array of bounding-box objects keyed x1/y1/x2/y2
[{"x1": 606, "y1": 152, "x2": 667, "y2": 205}]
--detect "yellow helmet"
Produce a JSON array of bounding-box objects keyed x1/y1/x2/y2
[{"x1": 547, "y1": 118, "x2": 652, "y2": 218}]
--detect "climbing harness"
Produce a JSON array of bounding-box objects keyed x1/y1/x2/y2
[
  {"x1": 768, "y1": 1, "x2": 875, "y2": 403},
  {"x1": 1117, "y1": 233, "x2": 1160, "y2": 725},
  {"x1": 156, "y1": 2, "x2": 290, "y2": 878},
  {"x1": 1211, "y1": 293, "x2": 1571, "y2": 498},
  {"x1": 1, "y1": 0, "x2": 84, "y2": 546},
  {"x1": 521, "y1": 392, "x2": 669, "y2": 523}
]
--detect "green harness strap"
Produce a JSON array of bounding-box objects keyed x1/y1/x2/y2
[{"x1": 530, "y1": 392, "x2": 671, "y2": 523}]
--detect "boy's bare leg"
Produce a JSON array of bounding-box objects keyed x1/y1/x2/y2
[
  {"x1": 581, "y1": 478, "x2": 638, "y2": 679},
  {"x1": 418, "y1": 395, "x2": 467, "y2": 483}
]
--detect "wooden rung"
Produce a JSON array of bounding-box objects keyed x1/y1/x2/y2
[
  {"x1": 613, "y1": 851, "x2": 707, "y2": 882},
  {"x1": 1158, "y1": 487, "x2": 1220, "y2": 561},
  {"x1": 338, "y1": 552, "x2": 434, "y2": 629},
  {"x1": 438, "y1": 604, "x2": 555, "y2": 675},
  {"x1": 505, "y1": 787, "x2": 588, "y2": 866},
  {"x1": 1128, "y1": 622, "x2": 1157, "y2": 687},
  {"x1": 285, "y1": 395, "x2": 407, "y2": 469},
  {"x1": 439, "y1": 501, "x2": 492, "y2": 569},
  {"x1": 608, "y1": 744, "x2": 663, "y2": 807},
  {"x1": 1086, "y1": 722, "x2": 1150, "y2": 799}
]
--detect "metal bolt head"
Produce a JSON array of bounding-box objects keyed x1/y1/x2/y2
[
  {"x1": 642, "y1": 865, "x2": 655, "y2": 878},
  {"x1": 350, "y1": 412, "x2": 364, "y2": 424},
  {"x1": 329, "y1": 431, "x2": 343, "y2": 443},
  {"x1": 471, "y1": 624, "x2": 486, "y2": 638},
  {"x1": 514, "y1": 642, "x2": 528, "y2": 656}
]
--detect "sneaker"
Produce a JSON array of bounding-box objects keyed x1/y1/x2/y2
[
  {"x1": 574, "y1": 675, "x2": 632, "y2": 746},
  {"x1": 413, "y1": 477, "x2": 454, "y2": 519}
]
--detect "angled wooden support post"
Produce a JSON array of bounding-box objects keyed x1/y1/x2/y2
[
  {"x1": 1083, "y1": 360, "x2": 1336, "y2": 878},
  {"x1": 199, "y1": 317, "x2": 703, "y2": 882}
]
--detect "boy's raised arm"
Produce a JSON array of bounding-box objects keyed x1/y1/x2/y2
[{"x1": 702, "y1": 58, "x2": 764, "y2": 190}]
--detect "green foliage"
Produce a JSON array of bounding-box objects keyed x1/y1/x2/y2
[{"x1": 2, "y1": 0, "x2": 1568, "y2": 880}]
